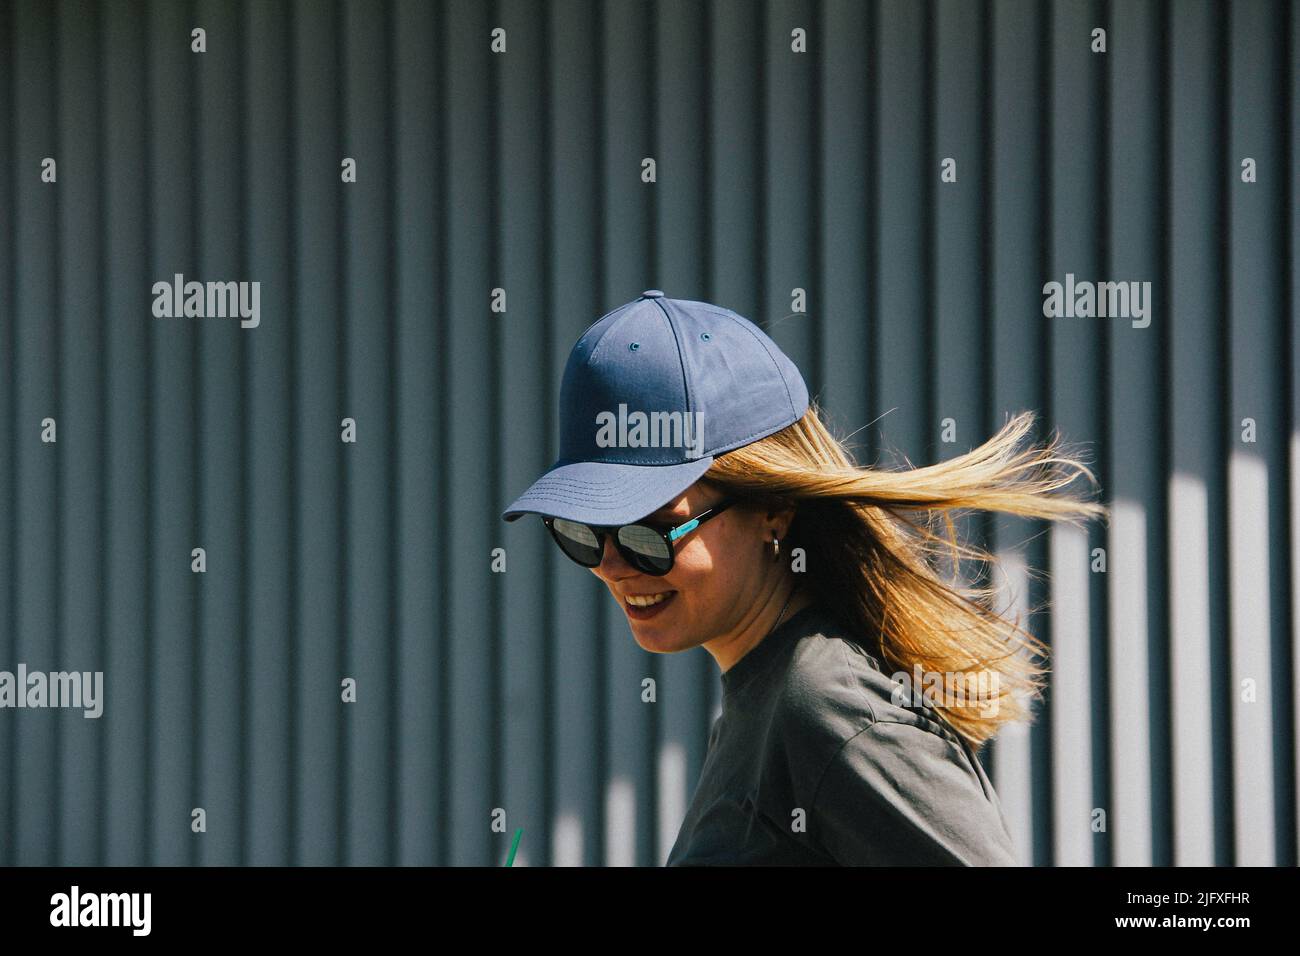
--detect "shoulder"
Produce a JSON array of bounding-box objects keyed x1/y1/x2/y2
[
  {"x1": 772, "y1": 606, "x2": 967, "y2": 752},
  {"x1": 758, "y1": 607, "x2": 1018, "y2": 864},
  {"x1": 809, "y1": 717, "x2": 1019, "y2": 864}
]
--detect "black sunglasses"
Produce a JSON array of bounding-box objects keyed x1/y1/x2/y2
[{"x1": 543, "y1": 497, "x2": 738, "y2": 576}]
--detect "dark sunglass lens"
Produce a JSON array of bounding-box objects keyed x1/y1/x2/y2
[
  {"x1": 616, "y1": 524, "x2": 673, "y2": 573},
  {"x1": 551, "y1": 519, "x2": 604, "y2": 566}
]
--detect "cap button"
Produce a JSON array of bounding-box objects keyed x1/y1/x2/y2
[{"x1": 640, "y1": 289, "x2": 664, "y2": 298}]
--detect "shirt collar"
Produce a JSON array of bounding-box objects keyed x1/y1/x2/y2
[{"x1": 719, "y1": 603, "x2": 822, "y2": 697}]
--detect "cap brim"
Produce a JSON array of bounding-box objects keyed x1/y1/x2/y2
[{"x1": 501, "y1": 456, "x2": 716, "y2": 525}]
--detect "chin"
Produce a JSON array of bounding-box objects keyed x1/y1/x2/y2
[{"x1": 629, "y1": 622, "x2": 691, "y2": 654}]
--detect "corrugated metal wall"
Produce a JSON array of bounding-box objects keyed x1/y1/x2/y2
[{"x1": 0, "y1": 0, "x2": 1294, "y2": 867}]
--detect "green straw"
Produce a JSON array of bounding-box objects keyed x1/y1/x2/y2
[{"x1": 504, "y1": 827, "x2": 523, "y2": 866}]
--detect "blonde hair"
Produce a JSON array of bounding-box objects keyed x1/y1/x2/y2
[{"x1": 702, "y1": 402, "x2": 1109, "y2": 751}]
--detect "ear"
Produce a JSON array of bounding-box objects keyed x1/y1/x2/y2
[{"x1": 766, "y1": 503, "x2": 798, "y2": 538}]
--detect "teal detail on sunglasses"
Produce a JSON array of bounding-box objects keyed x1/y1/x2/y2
[{"x1": 667, "y1": 518, "x2": 700, "y2": 542}]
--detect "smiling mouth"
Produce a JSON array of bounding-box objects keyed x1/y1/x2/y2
[{"x1": 624, "y1": 591, "x2": 675, "y2": 608}]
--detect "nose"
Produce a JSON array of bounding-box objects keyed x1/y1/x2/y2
[{"x1": 591, "y1": 532, "x2": 636, "y2": 580}]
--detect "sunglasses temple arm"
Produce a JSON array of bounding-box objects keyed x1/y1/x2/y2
[{"x1": 667, "y1": 517, "x2": 700, "y2": 542}]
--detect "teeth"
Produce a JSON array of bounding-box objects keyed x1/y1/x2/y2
[{"x1": 626, "y1": 592, "x2": 672, "y2": 608}]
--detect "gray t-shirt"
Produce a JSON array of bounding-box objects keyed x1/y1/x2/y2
[{"x1": 666, "y1": 602, "x2": 1019, "y2": 866}]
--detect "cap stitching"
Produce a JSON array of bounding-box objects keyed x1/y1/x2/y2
[
  {"x1": 657, "y1": 297, "x2": 696, "y2": 418},
  {"x1": 516, "y1": 481, "x2": 680, "y2": 501},
  {"x1": 509, "y1": 487, "x2": 673, "y2": 504},
  {"x1": 728, "y1": 313, "x2": 798, "y2": 417},
  {"x1": 582, "y1": 300, "x2": 638, "y2": 363},
  {"x1": 529, "y1": 457, "x2": 713, "y2": 477},
  {"x1": 544, "y1": 455, "x2": 712, "y2": 466}
]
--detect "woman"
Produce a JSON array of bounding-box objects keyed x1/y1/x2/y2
[{"x1": 502, "y1": 290, "x2": 1106, "y2": 865}]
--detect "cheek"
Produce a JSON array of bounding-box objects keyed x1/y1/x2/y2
[
  {"x1": 665, "y1": 525, "x2": 747, "y2": 593},
  {"x1": 661, "y1": 541, "x2": 714, "y2": 589}
]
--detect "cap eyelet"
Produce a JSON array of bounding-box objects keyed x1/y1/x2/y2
[
  {"x1": 629, "y1": 342, "x2": 640, "y2": 351},
  {"x1": 700, "y1": 332, "x2": 712, "y2": 341}
]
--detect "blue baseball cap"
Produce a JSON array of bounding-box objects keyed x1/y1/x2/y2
[{"x1": 501, "y1": 290, "x2": 809, "y2": 526}]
